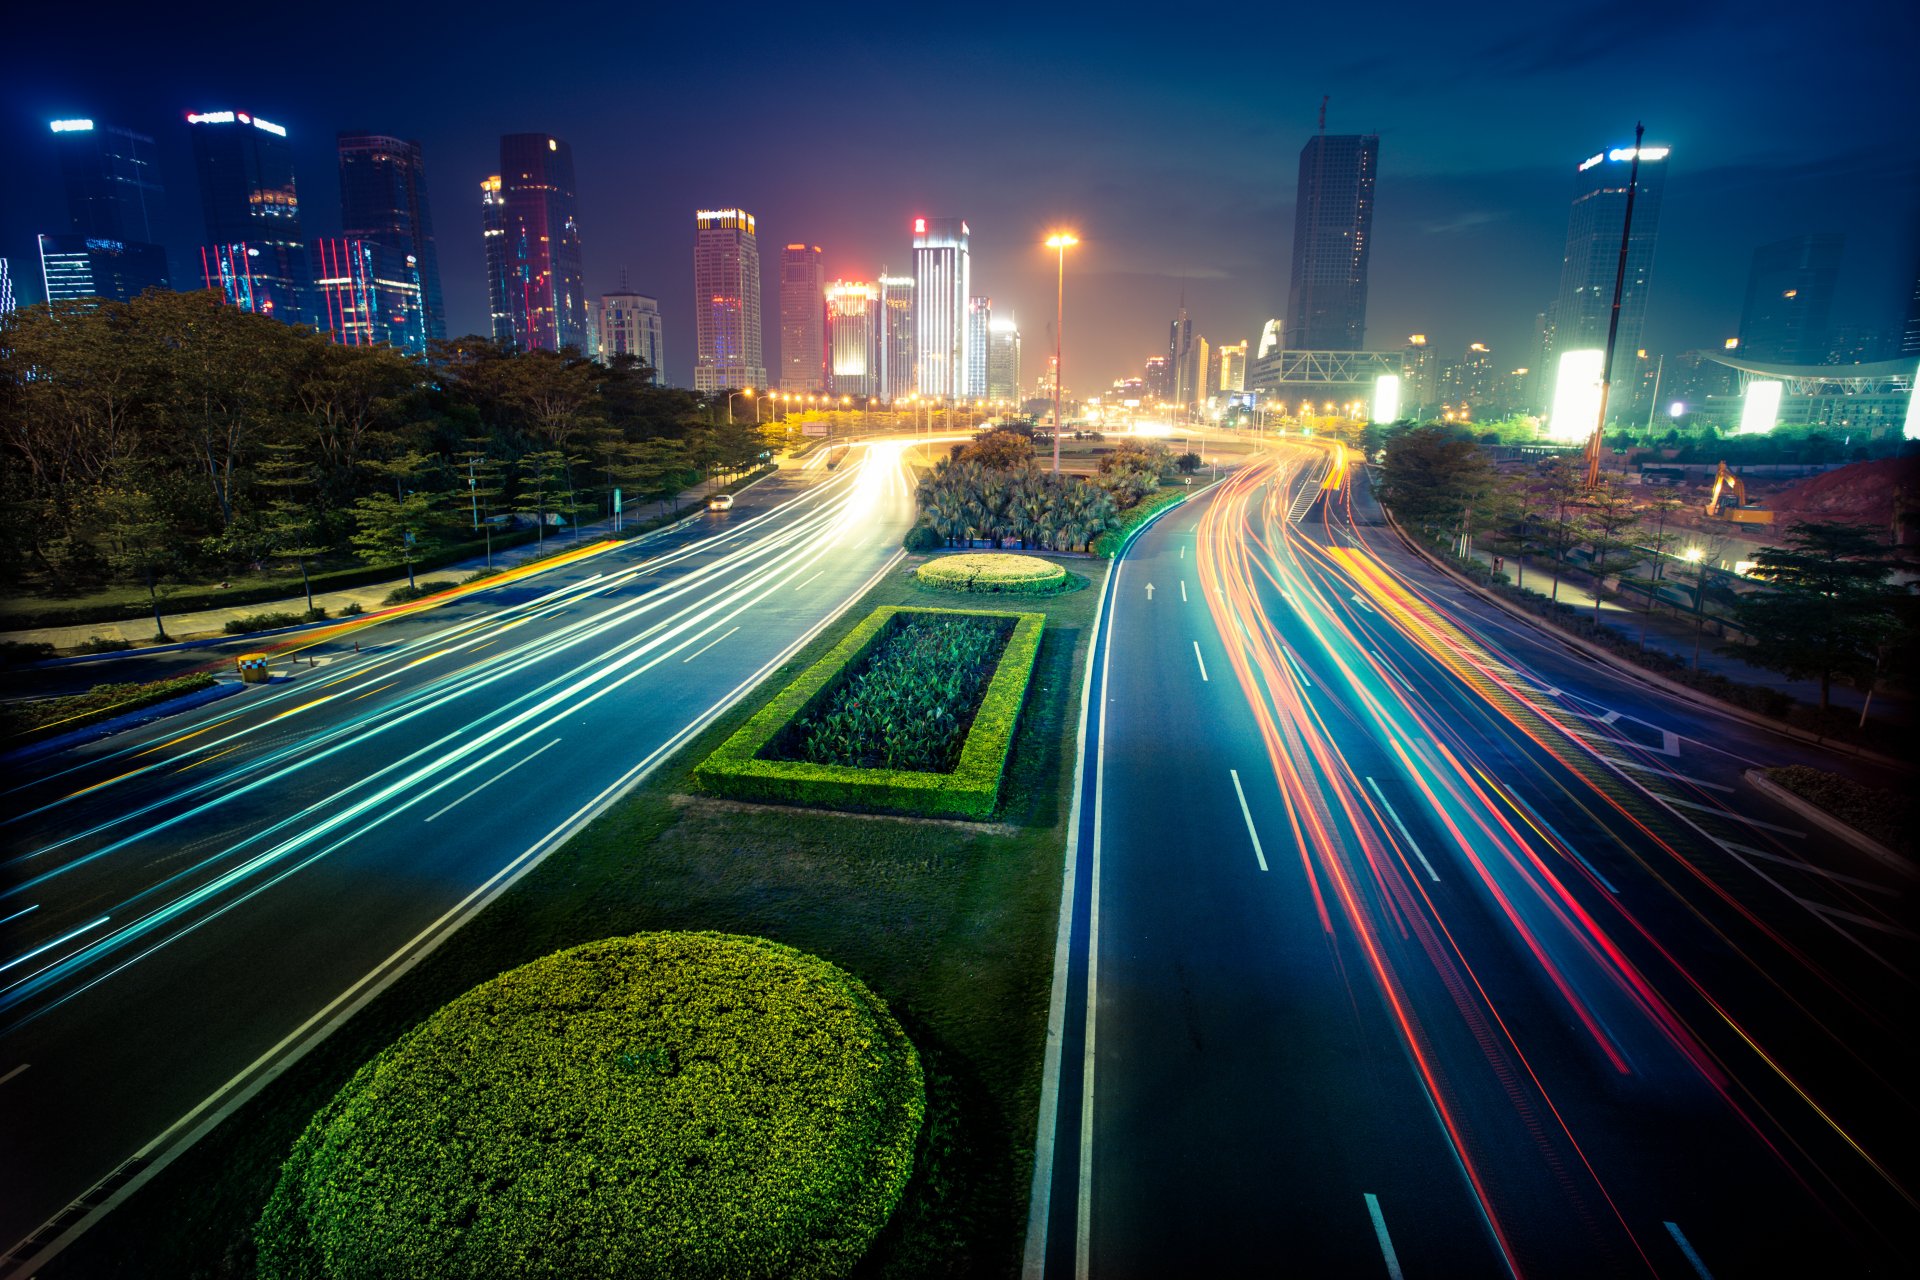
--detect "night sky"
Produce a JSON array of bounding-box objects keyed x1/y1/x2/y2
[{"x1": 3, "y1": 0, "x2": 1915, "y2": 391}]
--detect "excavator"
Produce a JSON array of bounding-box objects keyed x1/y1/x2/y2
[{"x1": 1705, "y1": 461, "x2": 1774, "y2": 524}]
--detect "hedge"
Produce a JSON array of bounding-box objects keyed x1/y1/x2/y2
[
  {"x1": 1091, "y1": 487, "x2": 1189, "y2": 558},
  {"x1": 0, "y1": 672, "x2": 218, "y2": 741},
  {"x1": 256, "y1": 933, "x2": 925, "y2": 1280},
  {"x1": 915, "y1": 552, "x2": 1069, "y2": 595},
  {"x1": 694, "y1": 606, "x2": 1044, "y2": 820},
  {"x1": 1766, "y1": 765, "x2": 1910, "y2": 853}
]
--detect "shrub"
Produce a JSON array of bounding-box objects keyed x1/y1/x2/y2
[
  {"x1": 696, "y1": 606, "x2": 1044, "y2": 820},
  {"x1": 902, "y1": 522, "x2": 943, "y2": 553},
  {"x1": 0, "y1": 641, "x2": 57, "y2": 666},
  {"x1": 341, "y1": 601, "x2": 365, "y2": 616},
  {"x1": 0, "y1": 673, "x2": 218, "y2": 740},
  {"x1": 381, "y1": 579, "x2": 459, "y2": 606},
  {"x1": 256, "y1": 933, "x2": 924, "y2": 1280},
  {"x1": 70, "y1": 635, "x2": 135, "y2": 655},
  {"x1": 1091, "y1": 488, "x2": 1188, "y2": 558},
  {"x1": 915, "y1": 552, "x2": 1069, "y2": 595},
  {"x1": 222, "y1": 609, "x2": 324, "y2": 635},
  {"x1": 462, "y1": 566, "x2": 504, "y2": 584}
]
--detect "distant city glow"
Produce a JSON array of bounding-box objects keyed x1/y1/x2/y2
[
  {"x1": 1548, "y1": 349, "x2": 1604, "y2": 442},
  {"x1": 1739, "y1": 380, "x2": 1783, "y2": 435},
  {"x1": 1371, "y1": 374, "x2": 1401, "y2": 424},
  {"x1": 49, "y1": 119, "x2": 94, "y2": 133}
]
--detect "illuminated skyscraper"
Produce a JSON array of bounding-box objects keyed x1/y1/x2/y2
[
  {"x1": 189, "y1": 110, "x2": 309, "y2": 324},
  {"x1": 826, "y1": 280, "x2": 879, "y2": 397},
  {"x1": 967, "y1": 296, "x2": 992, "y2": 398},
  {"x1": 693, "y1": 208, "x2": 765, "y2": 391},
  {"x1": 987, "y1": 314, "x2": 1021, "y2": 402},
  {"x1": 0, "y1": 258, "x2": 14, "y2": 313},
  {"x1": 49, "y1": 118, "x2": 169, "y2": 293},
  {"x1": 310, "y1": 238, "x2": 425, "y2": 350},
  {"x1": 599, "y1": 292, "x2": 663, "y2": 378},
  {"x1": 1738, "y1": 233, "x2": 1843, "y2": 365},
  {"x1": 912, "y1": 217, "x2": 970, "y2": 399},
  {"x1": 1401, "y1": 335, "x2": 1437, "y2": 412},
  {"x1": 38, "y1": 234, "x2": 170, "y2": 305},
  {"x1": 878, "y1": 271, "x2": 915, "y2": 400},
  {"x1": 1217, "y1": 339, "x2": 1247, "y2": 393},
  {"x1": 1286, "y1": 133, "x2": 1377, "y2": 351},
  {"x1": 338, "y1": 134, "x2": 445, "y2": 348},
  {"x1": 1540, "y1": 142, "x2": 1668, "y2": 401},
  {"x1": 1168, "y1": 306, "x2": 1193, "y2": 400},
  {"x1": 484, "y1": 134, "x2": 588, "y2": 352},
  {"x1": 779, "y1": 244, "x2": 826, "y2": 392}
]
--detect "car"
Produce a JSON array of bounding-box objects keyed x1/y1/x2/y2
[{"x1": 706, "y1": 493, "x2": 734, "y2": 512}]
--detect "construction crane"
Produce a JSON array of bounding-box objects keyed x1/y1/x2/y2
[{"x1": 1705, "y1": 461, "x2": 1774, "y2": 524}]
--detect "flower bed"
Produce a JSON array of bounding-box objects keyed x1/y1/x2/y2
[
  {"x1": 695, "y1": 606, "x2": 1043, "y2": 819},
  {"x1": 256, "y1": 933, "x2": 924, "y2": 1280},
  {"x1": 915, "y1": 552, "x2": 1069, "y2": 595}
]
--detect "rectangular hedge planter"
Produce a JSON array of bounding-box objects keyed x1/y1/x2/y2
[{"x1": 694, "y1": 605, "x2": 1044, "y2": 820}]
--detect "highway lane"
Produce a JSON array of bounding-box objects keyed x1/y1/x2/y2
[
  {"x1": 1038, "y1": 442, "x2": 1914, "y2": 1276},
  {"x1": 0, "y1": 441, "x2": 919, "y2": 1264}
]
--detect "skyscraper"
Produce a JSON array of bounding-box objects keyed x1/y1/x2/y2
[
  {"x1": 1540, "y1": 142, "x2": 1668, "y2": 400},
  {"x1": 878, "y1": 272, "x2": 915, "y2": 400},
  {"x1": 599, "y1": 292, "x2": 664, "y2": 378},
  {"x1": 1168, "y1": 306, "x2": 1194, "y2": 400},
  {"x1": 1737, "y1": 233, "x2": 1843, "y2": 365},
  {"x1": 50, "y1": 117, "x2": 166, "y2": 241},
  {"x1": 310, "y1": 238, "x2": 425, "y2": 350},
  {"x1": 912, "y1": 217, "x2": 970, "y2": 399},
  {"x1": 988, "y1": 314, "x2": 1021, "y2": 402},
  {"x1": 38, "y1": 235, "x2": 170, "y2": 305},
  {"x1": 1285, "y1": 133, "x2": 1378, "y2": 350},
  {"x1": 484, "y1": 134, "x2": 588, "y2": 352},
  {"x1": 693, "y1": 209, "x2": 765, "y2": 391},
  {"x1": 779, "y1": 244, "x2": 826, "y2": 392},
  {"x1": 1218, "y1": 339, "x2": 1247, "y2": 393},
  {"x1": 338, "y1": 134, "x2": 446, "y2": 348},
  {"x1": 0, "y1": 259, "x2": 14, "y2": 314},
  {"x1": 188, "y1": 110, "x2": 309, "y2": 324},
  {"x1": 1401, "y1": 335, "x2": 1437, "y2": 412},
  {"x1": 967, "y1": 296, "x2": 992, "y2": 398},
  {"x1": 826, "y1": 280, "x2": 879, "y2": 397}
]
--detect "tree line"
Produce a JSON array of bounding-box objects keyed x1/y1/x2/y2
[
  {"x1": 0, "y1": 291, "x2": 771, "y2": 602},
  {"x1": 1375, "y1": 423, "x2": 1918, "y2": 715}
]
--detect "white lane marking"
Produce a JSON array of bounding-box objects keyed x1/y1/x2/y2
[
  {"x1": 1229, "y1": 770, "x2": 1270, "y2": 872},
  {"x1": 1180, "y1": 580, "x2": 1188, "y2": 603},
  {"x1": 1715, "y1": 840, "x2": 1897, "y2": 894},
  {"x1": 1282, "y1": 648, "x2": 1313, "y2": 689},
  {"x1": 422, "y1": 738, "x2": 562, "y2": 823},
  {"x1": 0, "y1": 1063, "x2": 28, "y2": 1087},
  {"x1": 1596, "y1": 757, "x2": 1734, "y2": 792},
  {"x1": 1599, "y1": 709, "x2": 1622, "y2": 724},
  {"x1": 1666, "y1": 795, "x2": 1804, "y2": 836},
  {"x1": 794, "y1": 569, "x2": 825, "y2": 590},
  {"x1": 1664, "y1": 1221, "x2": 1715, "y2": 1279},
  {"x1": 1366, "y1": 777, "x2": 1439, "y2": 882},
  {"x1": 1192, "y1": 641, "x2": 1209, "y2": 683},
  {"x1": 680, "y1": 625, "x2": 740, "y2": 663},
  {"x1": 1, "y1": 917, "x2": 110, "y2": 976},
  {"x1": 1077, "y1": 559, "x2": 1124, "y2": 1280},
  {"x1": 1365, "y1": 1193, "x2": 1406, "y2": 1280},
  {"x1": 1806, "y1": 900, "x2": 1918, "y2": 939},
  {"x1": 1369, "y1": 649, "x2": 1413, "y2": 692},
  {"x1": 1351, "y1": 593, "x2": 1378, "y2": 613}
]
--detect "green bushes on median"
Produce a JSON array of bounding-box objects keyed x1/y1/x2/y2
[
  {"x1": 256, "y1": 932, "x2": 923, "y2": 1280},
  {"x1": 695, "y1": 606, "x2": 1043, "y2": 820},
  {"x1": 1090, "y1": 487, "x2": 1188, "y2": 558},
  {"x1": 0, "y1": 673, "x2": 218, "y2": 741},
  {"x1": 915, "y1": 552, "x2": 1070, "y2": 595}
]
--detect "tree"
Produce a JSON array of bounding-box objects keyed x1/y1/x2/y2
[
  {"x1": 1175, "y1": 451, "x2": 1202, "y2": 474},
  {"x1": 1523, "y1": 458, "x2": 1586, "y2": 604},
  {"x1": 1576, "y1": 478, "x2": 1643, "y2": 620},
  {"x1": 515, "y1": 450, "x2": 587, "y2": 549},
  {"x1": 95, "y1": 477, "x2": 185, "y2": 640},
  {"x1": 957, "y1": 427, "x2": 1036, "y2": 471},
  {"x1": 256, "y1": 443, "x2": 329, "y2": 613},
  {"x1": 351, "y1": 491, "x2": 444, "y2": 591},
  {"x1": 1377, "y1": 425, "x2": 1496, "y2": 546},
  {"x1": 1725, "y1": 522, "x2": 1904, "y2": 711}
]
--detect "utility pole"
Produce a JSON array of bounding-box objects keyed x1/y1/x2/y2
[{"x1": 1586, "y1": 121, "x2": 1643, "y2": 488}]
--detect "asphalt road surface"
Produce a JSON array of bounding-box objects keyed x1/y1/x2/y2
[
  {"x1": 1035, "y1": 441, "x2": 1915, "y2": 1278},
  {"x1": 0, "y1": 442, "x2": 917, "y2": 1266}
]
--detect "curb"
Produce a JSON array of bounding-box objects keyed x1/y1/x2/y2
[
  {"x1": 1377, "y1": 501, "x2": 1912, "y2": 773},
  {"x1": 0, "y1": 680, "x2": 247, "y2": 766},
  {"x1": 1742, "y1": 768, "x2": 1915, "y2": 879}
]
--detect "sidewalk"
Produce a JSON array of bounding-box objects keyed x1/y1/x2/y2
[
  {"x1": 2, "y1": 475, "x2": 738, "y2": 653},
  {"x1": 1457, "y1": 546, "x2": 1910, "y2": 724}
]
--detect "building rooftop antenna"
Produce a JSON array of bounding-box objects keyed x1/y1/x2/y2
[{"x1": 1319, "y1": 95, "x2": 1328, "y2": 133}]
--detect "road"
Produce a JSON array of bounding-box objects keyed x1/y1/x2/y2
[
  {"x1": 1034, "y1": 441, "x2": 1916, "y2": 1277},
  {"x1": 0, "y1": 441, "x2": 918, "y2": 1267}
]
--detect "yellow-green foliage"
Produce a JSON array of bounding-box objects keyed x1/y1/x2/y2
[
  {"x1": 695, "y1": 606, "x2": 1043, "y2": 820},
  {"x1": 915, "y1": 552, "x2": 1069, "y2": 594},
  {"x1": 0, "y1": 673, "x2": 217, "y2": 740},
  {"x1": 256, "y1": 933, "x2": 924, "y2": 1280}
]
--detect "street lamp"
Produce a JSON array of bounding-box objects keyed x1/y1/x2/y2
[
  {"x1": 726, "y1": 388, "x2": 752, "y2": 425},
  {"x1": 1045, "y1": 230, "x2": 1079, "y2": 474}
]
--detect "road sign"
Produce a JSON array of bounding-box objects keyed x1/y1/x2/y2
[
  {"x1": 614, "y1": 488, "x2": 623, "y2": 514},
  {"x1": 801, "y1": 423, "x2": 828, "y2": 437}
]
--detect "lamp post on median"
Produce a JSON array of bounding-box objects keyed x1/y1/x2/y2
[{"x1": 1046, "y1": 230, "x2": 1078, "y2": 474}]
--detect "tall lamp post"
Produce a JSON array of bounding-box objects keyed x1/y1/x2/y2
[{"x1": 1046, "y1": 231, "x2": 1078, "y2": 474}]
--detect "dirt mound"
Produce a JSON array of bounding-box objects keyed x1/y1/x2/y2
[{"x1": 1765, "y1": 456, "x2": 1919, "y2": 536}]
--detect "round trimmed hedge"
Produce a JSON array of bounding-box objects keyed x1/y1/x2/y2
[
  {"x1": 256, "y1": 933, "x2": 925, "y2": 1280},
  {"x1": 915, "y1": 551, "x2": 1069, "y2": 594}
]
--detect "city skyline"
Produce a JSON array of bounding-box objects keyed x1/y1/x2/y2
[{"x1": 0, "y1": 4, "x2": 1914, "y2": 390}]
